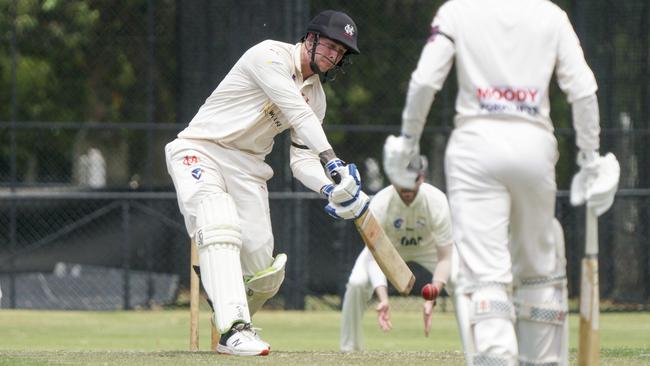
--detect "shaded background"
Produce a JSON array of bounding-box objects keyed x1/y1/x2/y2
[{"x1": 0, "y1": 0, "x2": 648, "y2": 310}]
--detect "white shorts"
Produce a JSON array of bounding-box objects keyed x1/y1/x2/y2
[
  {"x1": 445, "y1": 119, "x2": 560, "y2": 286},
  {"x1": 165, "y1": 138, "x2": 275, "y2": 276}
]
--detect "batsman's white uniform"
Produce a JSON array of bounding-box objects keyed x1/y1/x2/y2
[
  {"x1": 166, "y1": 40, "x2": 334, "y2": 334},
  {"x1": 399, "y1": 0, "x2": 600, "y2": 364},
  {"x1": 340, "y1": 183, "x2": 454, "y2": 351}
]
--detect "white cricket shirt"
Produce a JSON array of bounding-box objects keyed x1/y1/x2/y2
[
  {"x1": 369, "y1": 183, "x2": 454, "y2": 261},
  {"x1": 177, "y1": 40, "x2": 333, "y2": 192},
  {"x1": 402, "y1": 0, "x2": 599, "y2": 147}
]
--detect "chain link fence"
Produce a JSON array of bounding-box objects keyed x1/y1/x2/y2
[{"x1": 1, "y1": 0, "x2": 649, "y2": 311}]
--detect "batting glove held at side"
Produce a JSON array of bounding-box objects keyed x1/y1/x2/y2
[
  {"x1": 324, "y1": 159, "x2": 362, "y2": 205},
  {"x1": 570, "y1": 151, "x2": 620, "y2": 216},
  {"x1": 383, "y1": 135, "x2": 419, "y2": 190},
  {"x1": 325, "y1": 191, "x2": 369, "y2": 220}
]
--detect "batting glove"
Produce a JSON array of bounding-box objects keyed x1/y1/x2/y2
[
  {"x1": 383, "y1": 135, "x2": 419, "y2": 189},
  {"x1": 324, "y1": 191, "x2": 369, "y2": 220},
  {"x1": 570, "y1": 151, "x2": 620, "y2": 216},
  {"x1": 324, "y1": 159, "x2": 362, "y2": 205}
]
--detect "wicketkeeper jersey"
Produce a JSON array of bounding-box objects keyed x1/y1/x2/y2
[{"x1": 370, "y1": 183, "x2": 454, "y2": 262}]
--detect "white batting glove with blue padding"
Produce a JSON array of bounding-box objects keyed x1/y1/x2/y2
[
  {"x1": 324, "y1": 159, "x2": 362, "y2": 205},
  {"x1": 383, "y1": 135, "x2": 419, "y2": 189},
  {"x1": 325, "y1": 191, "x2": 369, "y2": 220}
]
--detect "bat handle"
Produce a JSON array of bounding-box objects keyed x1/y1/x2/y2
[{"x1": 585, "y1": 208, "x2": 598, "y2": 256}]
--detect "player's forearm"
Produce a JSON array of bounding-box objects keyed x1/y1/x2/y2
[
  {"x1": 432, "y1": 244, "x2": 453, "y2": 287},
  {"x1": 401, "y1": 37, "x2": 454, "y2": 141},
  {"x1": 290, "y1": 154, "x2": 331, "y2": 192},
  {"x1": 375, "y1": 285, "x2": 389, "y2": 303},
  {"x1": 401, "y1": 81, "x2": 436, "y2": 142},
  {"x1": 291, "y1": 118, "x2": 333, "y2": 158},
  {"x1": 571, "y1": 94, "x2": 600, "y2": 151},
  {"x1": 318, "y1": 149, "x2": 337, "y2": 165}
]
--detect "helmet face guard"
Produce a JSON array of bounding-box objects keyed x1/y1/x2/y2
[{"x1": 303, "y1": 10, "x2": 359, "y2": 82}]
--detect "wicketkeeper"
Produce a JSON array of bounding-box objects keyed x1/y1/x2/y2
[
  {"x1": 340, "y1": 157, "x2": 454, "y2": 352},
  {"x1": 383, "y1": 0, "x2": 618, "y2": 365},
  {"x1": 165, "y1": 10, "x2": 369, "y2": 356}
]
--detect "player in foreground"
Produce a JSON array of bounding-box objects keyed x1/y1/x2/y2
[
  {"x1": 383, "y1": 0, "x2": 618, "y2": 365},
  {"x1": 340, "y1": 157, "x2": 454, "y2": 352},
  {"x1": 165, "y1": 10, "x2": 369, "y2": 356}
]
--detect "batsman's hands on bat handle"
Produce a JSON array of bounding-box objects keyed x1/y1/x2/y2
[
  {"x1": 383, "y1": 135, "x2": 419, "y2": 190},
  {"x1": 376, "y1": 300, "x2": 392, "y2": 332},
  {"x1": 323, "y1": 159, "x2": 362, "y2": 204},
  {"x1": 324, "y1": 191, "x2": 369, "y2": 220},
  {"x1": 570, "y1": 150, "x2": 620, "y2": 216}
]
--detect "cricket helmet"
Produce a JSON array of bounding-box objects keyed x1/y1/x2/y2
[{"x1": 305, "y1": 10, "x2": 360, "y2": 54}]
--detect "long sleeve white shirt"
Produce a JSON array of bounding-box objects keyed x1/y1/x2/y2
[
  {"x1": 402, "y1": 0, "x2": 600, "y2": 150},
  {"x1": 178, "y1": 40, "x2": 332, "y2": 191}
]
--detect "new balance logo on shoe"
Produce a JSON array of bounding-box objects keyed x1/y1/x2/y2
[{"x1": 216, "y1": 322, "x2": 270, "y2": 356}]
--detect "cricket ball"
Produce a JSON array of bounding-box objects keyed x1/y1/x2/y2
[{"x1": 421, "y1": 283, "x2": 439, "y2": 301}]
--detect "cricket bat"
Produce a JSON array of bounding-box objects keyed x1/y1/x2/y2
[
  {"x1": 578, "y1": 208, "x2": 599, "y2": 366},
  {"x1": 354, "y1": 209, "x2": 415, "y2": 295}
]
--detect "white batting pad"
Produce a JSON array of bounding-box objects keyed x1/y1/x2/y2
[
  {"x1": 245, "y1": 253, "x2": 287, "y2": 315},
  {"x1": 514, "y1": 219, "x2": 569, "y2": 366},
  {"x1": 196, "y1": 193, "x2": 250, "y2": 333},
  {"x1": 455, "y1": 286, "x2": 517, "y2": 365}
]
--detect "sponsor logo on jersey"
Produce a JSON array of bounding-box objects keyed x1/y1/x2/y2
[
  {"x1": 191, "y1": 167, "x2": 203, "y2": 180},
  {"x1": 476, "y1": 86, "x2": 540, "y2": 116},
  {"x1": 400, "y1": 236, "x2": 423, "y2": 246},
  {"x1": 262, "y1": 102, "x2": 286, "y2": 131}
]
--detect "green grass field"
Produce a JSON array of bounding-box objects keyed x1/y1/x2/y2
[{"x1": 0, "y1": 308, "x2": 649, "y2": 365}]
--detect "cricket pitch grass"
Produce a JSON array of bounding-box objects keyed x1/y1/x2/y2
[{"x1": 0, "y1": 308, "x2": 648, "y2": 365}]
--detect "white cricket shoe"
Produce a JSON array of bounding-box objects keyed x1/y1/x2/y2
[{"x1": 216, "y1": 322, "x2": 270, "y2": 356}]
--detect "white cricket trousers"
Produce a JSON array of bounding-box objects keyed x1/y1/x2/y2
[
  {"x1": 445, "y1": 119, "x2": 560, "y2": 285},
  {"x1": 165, "y1": 138, "x2": 275, "y2": 278}
]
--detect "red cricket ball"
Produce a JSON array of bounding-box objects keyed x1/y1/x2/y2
[{"x1": 421, "y1": 283, "x2": 439, "y2": 301}]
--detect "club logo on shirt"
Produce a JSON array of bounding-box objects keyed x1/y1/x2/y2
[
  {"x1": 393, "y1": 218, "x2": 404, "y2": 229},
  {"x1": 182, "y1": 155, "x2": 199, "y2": 166},
  {"x1": 428, "y1": 25, "x2": 440, "y2": 42},
  {"x1": 191, "y1": 167, "x2": 203, "y2": 180},
  {"x1": 416, "y1": 218, "x2": 426, "y2": 229}
]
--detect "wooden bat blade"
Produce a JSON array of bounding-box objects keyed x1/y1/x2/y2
[
  {"x1": 354, "y1": 210, "x2": 415, "y2": 295},
  {"x1": 579, "y1": 209, "x2": 600, "y2": 366},
  {"x1": 578, "y1": 256, "x2": 600, "y2": 366}
]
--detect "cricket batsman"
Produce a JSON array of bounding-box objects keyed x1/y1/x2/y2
[
  {"x1": 165, "y1": 10, "x2": 369, "y2": 356},
  {"x1": 383, "y1": 0, "x2": 618, "y2": 364},
  {"x1": 340, "y1": 157, "x2": 454, "y2": 352}
]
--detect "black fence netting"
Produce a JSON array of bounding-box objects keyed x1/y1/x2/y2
[{"x1": 0, "y1": 0, "x2": 648, "y2": 310}]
